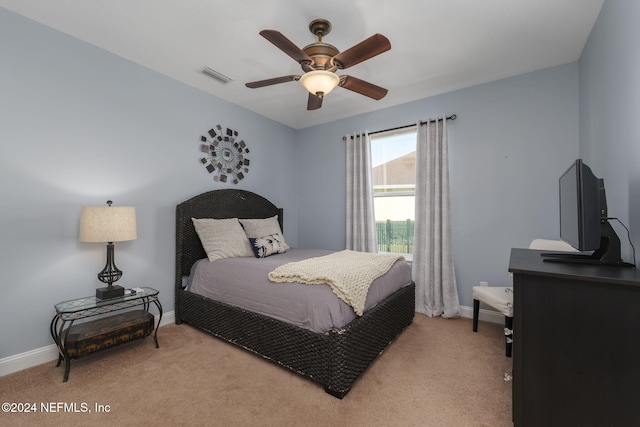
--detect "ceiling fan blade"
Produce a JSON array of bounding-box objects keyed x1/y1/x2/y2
[
  {"x1": 340, "y1": 76, "x2": 388, "y2": 100},
  {"x1": 332, "y1": 34, "x2": 391, "y2": 70},
  {"x1": 307, "y1": 93, "x2": 323, "y2": 110},
  {"x1": 245, "y1": 75, "x2": 300, "y2": 89},
  {"x1": 260, "y1": 30, "x2": 313, "y2": 65}
]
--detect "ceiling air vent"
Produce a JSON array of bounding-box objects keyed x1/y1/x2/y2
[{"x1": 202, "y1": 67, "x2": 234, "y2": 84}]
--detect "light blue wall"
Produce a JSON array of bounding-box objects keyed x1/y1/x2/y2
[
  {"x1": 579, "y1": 0, "x2": 640, "y2": 259},
  {"x1": 296, "y1": 64, "x2": 580, "y2": 307},
  {"x1": 0, "y1": 9, "x2": 298, "y2": 358}
]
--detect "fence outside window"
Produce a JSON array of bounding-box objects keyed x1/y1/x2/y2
[{"x1": 376, "y1": 219, "x2": 414, "y2": 254}]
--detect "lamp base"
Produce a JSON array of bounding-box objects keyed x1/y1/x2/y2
[{"x1": 96, "y1": 285, "x2": 125, "y2": 300}]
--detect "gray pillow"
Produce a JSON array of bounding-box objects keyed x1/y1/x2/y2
[
  {"x1": 239, "y1": 215, "x2": 289, "y2": 251},
  {"x1": 192, "y1": 217, "x2": 254, "y2": 261}
]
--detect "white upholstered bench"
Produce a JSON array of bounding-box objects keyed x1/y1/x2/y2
[
  {"x1": 472, "y1": 239, "x2": 578, "y2": 357},
  {"x1": 472, "y1": 286, "x2": 513, "y2": 357}
]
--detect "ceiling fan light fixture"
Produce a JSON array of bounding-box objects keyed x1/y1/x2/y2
[
  {"x1": 246, "y1": 19, "x2": 390, "y2": 110},
  {"x1": 299, "y1": 70, "x2": 340, "y2": 97}
]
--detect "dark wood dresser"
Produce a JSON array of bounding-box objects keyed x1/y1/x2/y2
[{"x1": 509, "y1": 248, "x2": 640, "y2": 427}]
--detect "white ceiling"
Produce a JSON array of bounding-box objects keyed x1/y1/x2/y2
[{"x1": 1, "y1": 0, "x2": 604, "y2": 130}]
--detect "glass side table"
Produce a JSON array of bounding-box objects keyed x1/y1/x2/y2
[{"x1": 50, "y1": 287, "x2": 162, "y2": 381}]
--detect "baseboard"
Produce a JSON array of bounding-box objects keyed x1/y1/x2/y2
[
  {"x1": 459, "y1": 304, "x2": 505, "y2": 325},
  {"x1": 0, "y1": 311, "x2": 175, "y2": 378}
]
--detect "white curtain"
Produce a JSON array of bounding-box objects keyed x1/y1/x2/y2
[
  {"x1": 345, "y1": 132, "x2": 377, "y2": 252},
  {"x1": 413, "y1": 116, "x2": 460, "y2": 318}
]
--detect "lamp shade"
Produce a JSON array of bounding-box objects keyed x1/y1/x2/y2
[
  {"x1": 79, "y1": 205, "x2": 137, "y2": 243},
  {"x1": 299, "y1": 70, "x2": 340, "y2": 96}
]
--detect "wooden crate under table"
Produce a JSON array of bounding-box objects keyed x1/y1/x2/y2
[{"x1": 65, "y1": 310, "x2": 154, "y2": 358}]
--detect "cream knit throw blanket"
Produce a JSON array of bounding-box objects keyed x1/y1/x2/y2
[{"x1": 269, "y1": 250, "x2": 404, "y2": 316}]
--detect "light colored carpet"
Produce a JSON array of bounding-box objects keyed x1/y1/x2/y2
[{"x1": 0, "y1": 314, "x2": 512, "y2": 426}]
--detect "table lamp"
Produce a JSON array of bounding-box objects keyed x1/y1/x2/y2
[{"x1": 79, "y1": 200, "x2": 137, "y2": 299}]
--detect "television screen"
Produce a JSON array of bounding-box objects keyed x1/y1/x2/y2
[
  {"x1": 545, "y1": 158, "x2": 629, "y2": 266},
  {"x1": 559, "y1": 159, "x2": 601, "y2": 251}
]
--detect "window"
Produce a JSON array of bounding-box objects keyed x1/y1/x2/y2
[{"x1": 371, "y1": 128, "x2": 417, "y2": 258}]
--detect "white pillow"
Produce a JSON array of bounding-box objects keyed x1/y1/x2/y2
[
  {"x1": 239, "y1": 215, "x2": 289, "y2": 251},
  {"x1": 192, "y1": 218, "x2": 254, "y2": 261}
]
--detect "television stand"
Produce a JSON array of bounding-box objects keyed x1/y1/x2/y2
[
  {"x1": 541, "y1": 225, "x2": 635, "y2": 267},
  {"x1": 540, "y1": 251, "x2": 635, "y2": 267}
]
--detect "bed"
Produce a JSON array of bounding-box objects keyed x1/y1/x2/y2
[{"x1": 175, "y1": 189, "x2": 415, "y2": 398}]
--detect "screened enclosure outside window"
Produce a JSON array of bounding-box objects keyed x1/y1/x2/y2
[{"x1": 371, "y1": 128, "x2": 417, "y2": 259}]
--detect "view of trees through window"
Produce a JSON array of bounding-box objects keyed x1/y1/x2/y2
[{"x1": 371, "y1": 128, "x2": 417, "y2": 258}]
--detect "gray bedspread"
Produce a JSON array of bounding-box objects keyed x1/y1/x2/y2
[{"x1": 186, "y1": 248, "x2": 412, "y2": 333}]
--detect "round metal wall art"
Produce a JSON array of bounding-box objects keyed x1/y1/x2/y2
[{"x1": 199, "y1": 124, "x2": 250, "y2": 184}]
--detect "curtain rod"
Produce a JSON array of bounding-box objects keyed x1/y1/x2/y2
[{"x1": 343, "y1": 114, "x2": 457, "y2": 140}]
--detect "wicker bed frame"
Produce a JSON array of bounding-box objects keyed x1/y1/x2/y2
[{"x1": 174, "y1": 189, "x2": 415, "y2": 398}]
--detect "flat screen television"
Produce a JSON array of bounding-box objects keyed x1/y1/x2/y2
[
  {"x1": 543, "y1": 159, "x2": 629, "y2": 266},
  {"x1": 559, "y1": 159, "x2": 601, "y2": 251}
]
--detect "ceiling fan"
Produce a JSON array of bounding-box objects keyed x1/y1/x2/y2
[{"x1": 245, "y1": 19, "x2": 391, "y2": 110}]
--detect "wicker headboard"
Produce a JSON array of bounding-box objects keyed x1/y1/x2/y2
[{"x1": 175, "y1": 189, "x2": 283, "y2": 290}]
